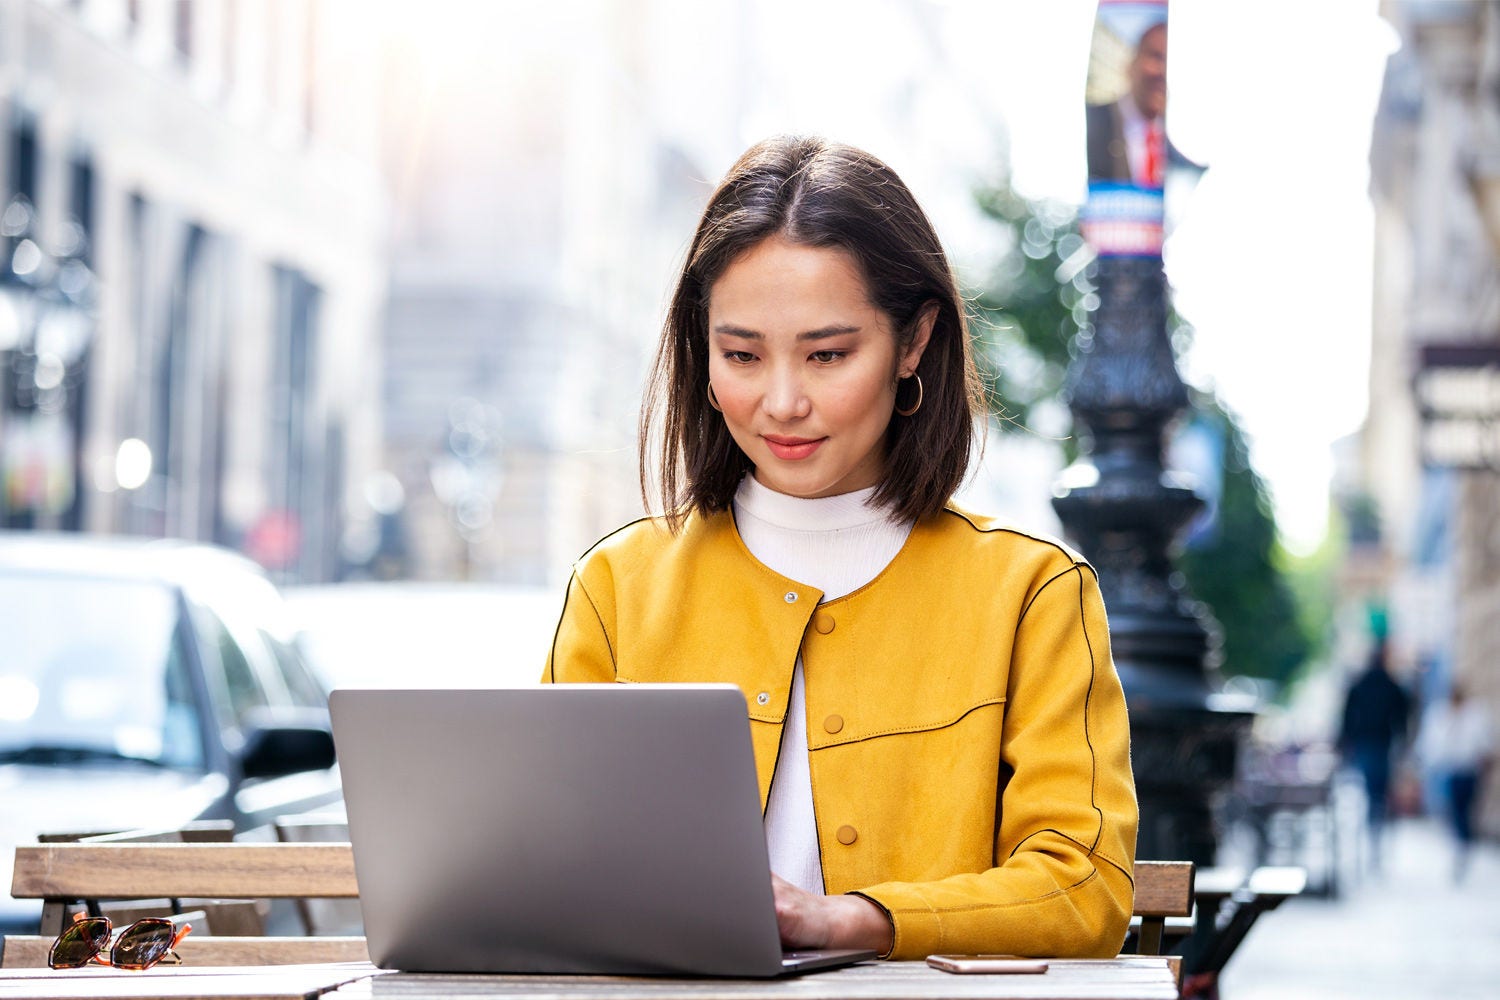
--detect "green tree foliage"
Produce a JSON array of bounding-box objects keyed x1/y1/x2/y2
[
  {"x1": 1175, "y1": 397, "x2": 1313, "y2": 685},
  {"x1": 970, "y1": 184, "x2": 1094, "y2": 435},
  {"x1": 1276, "y1": 521, "x2": 1341, "y2": 692},
  {"x1": 971, "y1": 179, "x2": 1311, "y2": 686}
]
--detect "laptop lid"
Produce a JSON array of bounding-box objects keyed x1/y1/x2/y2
[{"x1": 331, "y1": 685, "x2": 864, "y2": 976}]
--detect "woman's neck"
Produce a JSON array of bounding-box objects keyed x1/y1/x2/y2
[
  {"x1": 735, "y1": 474, "x2": 890, "y2": 533},
  {"x1": 732, "y1": 475, "x2": 911, "y2": 600}
]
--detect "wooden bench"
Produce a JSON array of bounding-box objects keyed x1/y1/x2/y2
[
  {"x1": 1127, "y1": 859, "x2": 1308, "y2": 996},
  {"x1": 30, "y1": 824, "x2": 271, "y2": 939},
  {"x1": 1128, "y1": 860, "x2": 1196, "y2": 956},
  {"x1": 3, "y1": 842, "x2": 367, "y2": 968},
  {"x1": 273, "y1": 815, "x2": 362, "y2": 936},
  {"x1": 1179, "y1": 865, "x2": 1307, "y2": 998},
  {"x1": 8, "y1": 841, "x2": 1198, "y2": 971},
  {"x1": 1116, "y1": 859, "x2": 1195, "y2": 988},
  {"x1": 36, "y1": 820, "x2": 237, "y2": 846}
]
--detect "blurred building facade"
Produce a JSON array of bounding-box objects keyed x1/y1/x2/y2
[
  {"x1": 0, "y1": 0, "x2": 387, "y2": 582},
  {"x1": 1361, "y1": 0, "x2": 1500, "y2": 833},
  {"x1": 376, "y1": 0, "x2": 1028, "y2": 585},
  {"x1": 2, "y1": 0, "x2": 1028, "y2": 589},
  {"x1": 376, "y1": 1, "x2": 738, "y2": 584}
]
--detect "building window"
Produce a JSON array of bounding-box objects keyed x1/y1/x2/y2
[
  {"x1": 70, "y1": 155, "x2": 95, "y2": 266},
  {"x1": 9, "y1": 112, "x2": 38, "y2": 202},
  {"x1": 257, "y1": 266, "x2": 323, "y2": 580}
]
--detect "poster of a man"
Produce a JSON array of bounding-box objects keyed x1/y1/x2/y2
[
  {"x1": 1080, "y1": 0, "x2": 1190, "y2": 258},
  {"x1": 1086, "y1": 18, "x2": 1168, "y2": 187}
]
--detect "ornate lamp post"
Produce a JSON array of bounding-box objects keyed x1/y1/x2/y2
[
  {"x1": 1061, "y1": 2, "x2": 1253, "y2": 863},
  {"x1": 1053, "y1": 254, "x2": 1252, "y2": 863}
]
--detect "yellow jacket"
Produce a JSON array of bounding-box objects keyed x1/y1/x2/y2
[{"x1": 543, "y1": 505, "x2": 1138, "y2": 959}]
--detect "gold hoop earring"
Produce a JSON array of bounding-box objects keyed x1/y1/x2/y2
[
  {"x1": 894, "y1": 374, "x2": 923, "y2": 417},
  {"x1": 707, "y1": 383, "x2": 722, "y2": 412}
]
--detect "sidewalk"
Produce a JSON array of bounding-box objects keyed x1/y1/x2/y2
[{"x1": 1216, "y1": 816, "x2": 1500, "y2": 999}]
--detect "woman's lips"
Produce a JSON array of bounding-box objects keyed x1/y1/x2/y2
[{"x1": 762, "y1": 435, "x2": 825, "y2": 461}]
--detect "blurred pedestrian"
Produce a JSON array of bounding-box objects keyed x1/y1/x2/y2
[
  {"x1": 1417, "y1": 683, "x2": 1494, "y2": 880},
  {"x1": 1337, "y1": 639, "x2": 1412, "y2": 869}
]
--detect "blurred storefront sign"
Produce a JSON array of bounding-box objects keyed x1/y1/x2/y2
[
  {"x1": 1414, "y1": 343, "x2": 1500, "y2": 469},
  {"x1": 2, "y1": 413, "x2": 74, "y2": 513},
  {"x1": 245, "y1": 510, "x2": 304, "y2": 572}
]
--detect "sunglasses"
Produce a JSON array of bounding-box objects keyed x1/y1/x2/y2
[{"x1": 47, "y1": 913, "x2": 193, "y2": 970}]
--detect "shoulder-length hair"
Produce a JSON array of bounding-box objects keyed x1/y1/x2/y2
[{"x1": 640, "y1": 135, "x2": 980, "y2": 528}]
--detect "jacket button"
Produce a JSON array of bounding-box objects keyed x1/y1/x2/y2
[
  {"x1": 813, "y1": 612, "x2": 835, "y2": 634},
  {"x1": 756, "y1": 691, "x2": 770, "y2": 706},
  {"x1": 836, "y1": 825, "x2": 858, "y2": 845},
  {"x1": 823, "y1": 714, "x2": 844, "y2": 734},
  {"x1": 784, "y1": 591, "x2": 798, "y2": 604}
]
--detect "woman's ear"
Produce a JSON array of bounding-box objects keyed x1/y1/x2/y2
[{"x1": 899, "y1": 302, "x2": 939, "y2": 377}]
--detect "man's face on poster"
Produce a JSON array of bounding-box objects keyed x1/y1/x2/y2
[{"x1": 1129, "y1": 23, "x2": 1167, "y2": 120}]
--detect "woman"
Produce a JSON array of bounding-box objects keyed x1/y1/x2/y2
[
  {"x1": 544, "y1": 136, "x2": 1137, "y2": 960},
  {"x1": 1417, "y1": 683, "x2": 1493, "y2": 880}
]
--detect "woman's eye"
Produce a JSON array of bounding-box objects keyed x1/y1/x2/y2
[
  {"x1": 810, "y1": 350, "x2": 845, "y2": 364},
  {"x1": 722, "y1": 351, "x2": 756, "y2": 364}
]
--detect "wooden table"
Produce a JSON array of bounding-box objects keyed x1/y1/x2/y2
[
  {"x1": 0, "y1": 962, "x2": 381, "y2": 999},
  {"x1": 0, "y1": 959, "x2": 1177, "y2": 1000}
]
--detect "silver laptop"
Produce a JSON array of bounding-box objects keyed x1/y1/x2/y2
[{"x1": 329, "y1": 684, "x2": 877, "y2": 976}]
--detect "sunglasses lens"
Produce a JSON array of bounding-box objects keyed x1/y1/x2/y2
[
  {"x1": 49, "y1": 917, "x2": 110, "y2": 969},
  {"x1": 110, "y1": 920, "x2": 176, "y2": 970}
]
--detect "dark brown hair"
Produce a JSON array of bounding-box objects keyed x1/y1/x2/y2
[{"x1": 640, "y1": 135, "x2": 980, "y2": 527}]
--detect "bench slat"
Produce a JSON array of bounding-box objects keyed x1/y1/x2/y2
[
  {"x1": 1, "y1": 935, "x2": 368, "y2": 969},
  {"x1": 10, "y1": 844, "x2": 359, "y2": 900},
  {"x1": 1246, "y1": 865, "x2": 1308, "y2": 901},
  {"x1": 1132, "y1": 860, "x2": 1195, "y2": 917}
]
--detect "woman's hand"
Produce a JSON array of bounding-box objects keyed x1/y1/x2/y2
[{"x1": 771, "y1": 873, "x2": 894, "y2": 955}]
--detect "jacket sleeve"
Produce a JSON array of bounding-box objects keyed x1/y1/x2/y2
[
  {"x1": 853, "y1": 563, "x2": 1138, "y2": 959},
  {"x1": 541, "y1": 569, "x2": 617, "y2": 684}
]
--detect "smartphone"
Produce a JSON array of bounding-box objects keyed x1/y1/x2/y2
[{"x1": 926, "y1": 955, "x2": 1049, "y2": 974}]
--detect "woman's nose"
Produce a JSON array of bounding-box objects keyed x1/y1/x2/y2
[{"x1": 761, "y1": 368, "x2": 810, "y2": 421}]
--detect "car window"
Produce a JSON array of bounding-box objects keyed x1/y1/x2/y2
[
  {"x1": 185, "y1": 570, "x2": 299, "y2": 711},
  {"x1": 193, "y1": 603, "x2": 271, "y2": 727},
  {"x1": 159, "y1": 625, "x2": 207, "y2": 769},
  {"x1": 264, "y1": 631, "x2": 328, "y2": 708},
  {"x1": 0, "y1": 573, "x2": 206, "y2": 769}
]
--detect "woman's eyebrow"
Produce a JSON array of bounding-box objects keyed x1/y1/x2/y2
[
  {"x1": 797, "y1": 325, "x2": 861, "y2": 341},
  {"x1": 711, "y1": 323, "x2": 861, "y2": 341},
  {"x1": 711, "y1": 323, "x2": 762, "y2": 340}
]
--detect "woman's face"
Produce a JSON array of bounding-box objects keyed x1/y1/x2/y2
[{"x1": 706, "y1": 237, "x2": 932, "y2": 500}]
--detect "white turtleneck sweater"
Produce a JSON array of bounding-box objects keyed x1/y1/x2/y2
[{"x1": 732, "y1": 474, "x2": 914, "y2": 894}]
